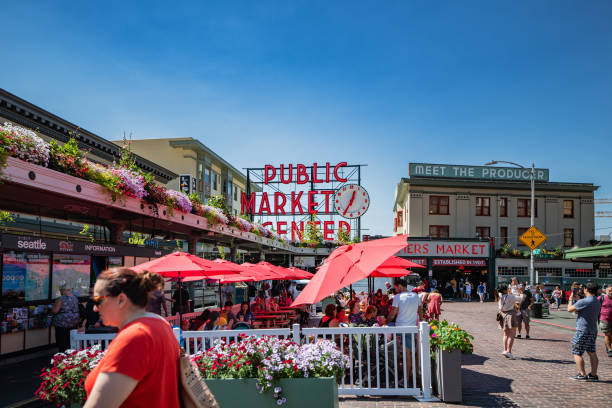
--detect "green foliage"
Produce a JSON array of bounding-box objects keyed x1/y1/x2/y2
[
  {"x1": 337, "y1": 226, "x2": 350, "y2": 244},
  {"x1": 78, "y1": 224, "x2": 94, "y2": 242},
  {"x1": 218, "y1": 246, "x2": 226, "y2": 259},
  {"x1": 429, "y1": 319, "x2": 474, "y2": 359},
  {"x1": 207, "y1": 195, "x2": 228, "y2": 211},
  {"x1": 188, "y1": 192, "x2": 203, "y2": 206},
  {"x1": 352, "y1": 235, "x2": 361, "y2": 243},
  {"x1": 0, "y1": 211, "x2": 14, "y2": 225},
  {"x1": 48, "y1": 135, "x2": 90, "y2": 178},
  {"x1": 304, "y1": 213, "x2": 322, "y2": 246}
]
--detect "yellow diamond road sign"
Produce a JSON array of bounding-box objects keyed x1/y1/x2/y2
[{"x1": 519, "y1": 226, "x2": 547, "y2": 250}]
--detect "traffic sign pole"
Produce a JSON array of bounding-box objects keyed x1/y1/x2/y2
[{"x1": 530, "y1": 163, "x2": 535, "y2": 286}]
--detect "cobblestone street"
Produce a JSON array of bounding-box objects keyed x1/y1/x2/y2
[{"x1": 340, "y1": 301, "x2": 612, "y2": 407}]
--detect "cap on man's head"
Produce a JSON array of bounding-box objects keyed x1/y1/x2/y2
[{"x1": 393, "y1": 277, "x2": 407, "y2": 288}]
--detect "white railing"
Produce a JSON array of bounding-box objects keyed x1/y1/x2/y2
[
  {"x1": 70, "y1": 322, "x2": 433, "y2": 400},
  {"x1": 301, "y1": 322, "x2": 432, "y2": 399},
  {"x1": 182, "y1": 327, "x2": 292, "y2": 355},
  {"x1": 70, "y1": 331, "x2": 117, "y2": 350}
]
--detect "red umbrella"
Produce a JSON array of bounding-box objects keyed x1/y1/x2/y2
[
  {"x1": 286, "y1": 267, "x2": 314, "y2": 280},
  {"x1": 291, "y1": 235, "x2": 409, "y2": 306},
  {"x1": 370, "y1": 256, "x2": 424, "y2": 277},
  {"x1": 130, "y1": 252, "x2": 239, "y2": 323},
  {"x1": 241, "y1": 262, "x2": 285, "y2": 281},
  {"x1": 378, "y1": 256, "x2": 424, "y2": 269}
]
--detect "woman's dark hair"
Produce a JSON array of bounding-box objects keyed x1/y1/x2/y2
[
  {"x1": 497, "y1": 283, "x2": 509, "y2": 295},
  {"x1": 324, "y1": 303, "x2": 336, "y2": 318},
  {"x1": 97, "y1": 268, "x2": 162, "y2": 308},
  {"x1": 375, "y1": 289, "x2": 382, "y2": 295},
  {"x1": 336, "y1": 305, "x2": 345, "y2": 315},
  {"x1": 348, "y1": 299, "x2": 360, "y2": 313},
  {"x1": 240, "y1": 301, "x2": 250, "y2": 314},
  {"x1": 205, "y1": 311, "x2": 220, "y2": 330},
  {"x1": 198, "y1": 309, "x2": 211, "y2": 321}
]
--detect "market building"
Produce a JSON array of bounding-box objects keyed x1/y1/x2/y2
[
  {"x1": 393, "y1": 162, "x2": 598, "y2": 289},
  {"x1": 118, "y1": 137, "x2": 258, "y2": 216},
  {"x1": 0, "y1": 89, "x2": 306, "y2": 358}
]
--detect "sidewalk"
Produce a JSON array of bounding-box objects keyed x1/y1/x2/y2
[
  {"x1": 340, "y1": 301, "x2": 611, "y2": 407},
  {"x1": 0, "y1": 350, "x2": 56, "y2": 407}
]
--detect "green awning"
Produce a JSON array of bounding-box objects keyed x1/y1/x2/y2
[{"x1": 564, "y1": 244, "x2": 612, "y2": 260}]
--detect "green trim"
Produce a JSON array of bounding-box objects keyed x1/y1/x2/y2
[
  {"x1": 564, "y1": 244, "x2": 612, "y2": 260},
  {"x1": 400, "y1": 177, "x2": 598, "y2": 193}
]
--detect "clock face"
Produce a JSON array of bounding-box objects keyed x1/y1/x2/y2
[{"x1": 334, "y1": 184, "x2": 370, "y2": 219}]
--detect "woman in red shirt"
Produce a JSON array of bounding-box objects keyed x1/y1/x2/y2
[{"x1": 84, "y1": 268, "x2": 180, "y2": 408}]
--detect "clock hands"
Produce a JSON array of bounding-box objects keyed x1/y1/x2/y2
[{"x1": 343, "y1": 190, "x2": 357, "y2": 216}]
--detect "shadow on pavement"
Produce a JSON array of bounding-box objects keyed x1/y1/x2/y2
[
  {"x1": 0, "y1": 352, "x2": 54, "y2": 407},
  {"x1": 461, "y1": 367, "x2": 519, "y2": 407},
  {"x1": 519, "y1": 357, "x2": 574, "y2": 365},
  {"x1": 462, "y1": 353, "x2": 488, "y2": 366},
  {"x1": 518, "y1": 338, "x2": 566, "y2": 343}
]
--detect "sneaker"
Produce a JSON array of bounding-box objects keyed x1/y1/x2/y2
[
  {"x1": 506, "y1": 352, "x2": 515, "y2": 360},
  {"x1": 516, "y1": 334, "x2": 522, "y2": 338},
  {"x1": 607, "y1": 349, "x2": 612, "y2": 357},
  {"x1": 525, "y1": 335, "x2": 530, "y2": 339},
  {"x1": 586, "y1": 373, "x2": 599, "y2": 382},
  {"x1": 502, "y1": 351, "x2": 509, "y2": 358},
  {"x1": 570, "y1": 373, "x2": 587, "y2": 381}
]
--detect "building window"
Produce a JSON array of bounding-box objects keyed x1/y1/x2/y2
[
  {"x1": 396, "y1": 211, "x2": 403, "y2": 227},
  {"x1": 500, "y1": 226, "x2": 508, "y2": 246},
  {"x1": 565, "y1": 268, "x2": 594, "y2": 278},
  {"x1": 517, "y1": 227, "x2": 528, "y2": 246},
  {"x1": 476, "y1": 226, "x2": 490, "y2": 239},
  {"x1": 204, "y1": 168, "x2": 211, "y2": 184},
  {"x1": 536, "y1": 268, "x2": 562, "y2": 277},
  {"x1": 499, "y1": 197, "x2": 508, "y2": 217},
  {"x1": 475, "y1": 197, "x2": 490, "y2": 216},
  {"x1": 429, "y1": 196, "x2": 449, "y2": 215},
  {"x1": 212, "y1": 173, "x2": 218, "y2": 190},
  {"x1": 498, "y1": 266, "x2": 528, "y2": 276},
  {"x1": 517, "y1": 198, "x2": 537, "y2": 217},
  {"x1": 600, "y1": 269, "x2": 612, "y2": 278},
  {"x1": 563, "y1": 200, "x2": 574, "y2": 218},
  {"x1": 429, "y1": 225, "x2": 449, "y2": 238},
  {"x1": 564, "y1": 228, "x2": 574, "y2": 247},
  {"x1": 233, "y1": 185, "x2": 238, "y2": 201}
]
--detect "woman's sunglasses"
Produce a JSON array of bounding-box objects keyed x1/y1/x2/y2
[{"x1": 92, "y1": 295, "x2": 109, "y2": 307}]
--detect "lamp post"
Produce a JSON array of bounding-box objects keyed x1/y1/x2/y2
[{"x1": 485, "y1": 160, "x2": 536, "y2": 286}]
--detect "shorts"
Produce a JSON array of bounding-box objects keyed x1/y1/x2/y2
[
  {"x1": 518, "y1": 309, "x2": 530, "y2": 324},
  {"x1": 600, "y1": 320, "x2": 612, "y2": 335},
  {"x1": 571, "y1": 330, "x2": 597, "y2": 355},
  {"x1": 396, "y1": 332, "x2": 414, "y2": 350}
]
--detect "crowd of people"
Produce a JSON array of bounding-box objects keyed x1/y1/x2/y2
[
  {"x1": 496, "y1": 277, "x2": 612, "y2": 383},
  {"x1": 320, "y1": 278, "x2": 443, "y2": 329}
]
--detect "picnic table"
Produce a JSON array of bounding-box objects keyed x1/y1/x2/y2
[{"x1": 254, "y1": 314, "x2": 285, "y2": 328}]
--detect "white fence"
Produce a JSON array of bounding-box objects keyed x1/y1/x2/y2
[{"x1": 70, "y1": 322, "x2": 433, "y2": 400}]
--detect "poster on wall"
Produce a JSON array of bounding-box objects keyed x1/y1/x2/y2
[
  {"x1": 2, "y1": 252, "x2": 51, "y2": 302},
  {"x1": 52, "y1": 254, "x2": 91, "y2": 298}
]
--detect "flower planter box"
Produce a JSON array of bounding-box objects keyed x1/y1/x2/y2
[
  {"x1": 431, "y1": 349, "x2": 462, "y2": 402},
  {"x1": 205, "y1": 377, "x2": 339, "y2": 408}
]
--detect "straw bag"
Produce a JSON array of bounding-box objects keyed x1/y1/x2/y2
[{"x1": 178, "y1": 348, "x2": 218, "y2": 408}]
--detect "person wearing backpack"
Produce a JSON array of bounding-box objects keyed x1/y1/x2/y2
[{"x1": 599, "y1": 284, "x2": 612, "y2": 357}]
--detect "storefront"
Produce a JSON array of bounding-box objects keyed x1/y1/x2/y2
[
  {"x1": 397, "y1": 238, "x2": 494, "y2": 292},
  {"x1": 0, "y1": 233, "x2": 171, "y2": 357}
]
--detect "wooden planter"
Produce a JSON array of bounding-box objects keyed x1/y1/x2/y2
[
  {"x1": 205, "y1": 377, "x2": 339, "y2": 408},
  {"x1": 431, "y1": 348, "x2": 462, "y2": 402}
]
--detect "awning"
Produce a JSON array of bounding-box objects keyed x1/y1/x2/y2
[{"x1": 564, "y1": 244, "x2": 612, "y2": 261}]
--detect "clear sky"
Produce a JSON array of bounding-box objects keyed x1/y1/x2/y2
[{"x1": 2, "y1": 1, "x2": 611, "y2": 238}]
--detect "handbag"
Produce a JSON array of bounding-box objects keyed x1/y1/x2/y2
[{"x1": 178, "y1": 348, "x2": 218, "y2": 408}]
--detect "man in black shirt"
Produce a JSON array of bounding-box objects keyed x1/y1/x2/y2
[
  {"x1": 517, "y1": 285, "x2": 534, "y2": 339},
  {"x1": 247, "y1": 282, "x2": 257, "y2": 302},
  {"x1": 172, "y1": 285, "x2": 191, "y2": 315}
]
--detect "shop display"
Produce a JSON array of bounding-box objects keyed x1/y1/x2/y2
[
  {"x1": 1, "y1": 307, "x2": 28, "y2": 333},
  {"x1": 28, "y1": 304, "x2": 53, "y2": 330}
]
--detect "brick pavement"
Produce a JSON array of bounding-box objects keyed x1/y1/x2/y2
[{"x1": 339, "y1": 301, "x2": 612, "y2": 407}]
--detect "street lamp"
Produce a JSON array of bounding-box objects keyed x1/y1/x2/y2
[{"x1": 485, "y1": 160, "x2": 536, "y2": 286}]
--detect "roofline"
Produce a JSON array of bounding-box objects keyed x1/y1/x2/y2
[
  {"x1": 0, "y1": 88, "x2": 178, "y2": 183},
  {"x1": 399, "y1": 177, "x2": 598, "y2": 193}
]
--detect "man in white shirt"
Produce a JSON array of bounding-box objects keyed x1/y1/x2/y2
[{"x1": 388, "y1": 278, "x2": 423, "y2": 379}]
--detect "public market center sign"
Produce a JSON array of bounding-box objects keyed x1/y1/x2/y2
[{"x1": 409, "y1": 163, "x2": 549, "y2": 182}]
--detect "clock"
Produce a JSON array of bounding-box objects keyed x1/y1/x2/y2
[{"x1": 334, "y1": 184, "x2": 370, "y2": 219}]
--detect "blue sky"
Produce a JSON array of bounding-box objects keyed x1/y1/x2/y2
[{"x1": 2, "y1": 1, "x2": 612, "y2": 237}]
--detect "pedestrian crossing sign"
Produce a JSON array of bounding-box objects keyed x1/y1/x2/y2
[{"x1": 519, "y1": 226, "x2": 547, "y2": 250}]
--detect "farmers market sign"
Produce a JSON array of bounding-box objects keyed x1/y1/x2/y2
[{"x1": 409, "y1": 163, "x2": 549, "y2": 182}]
